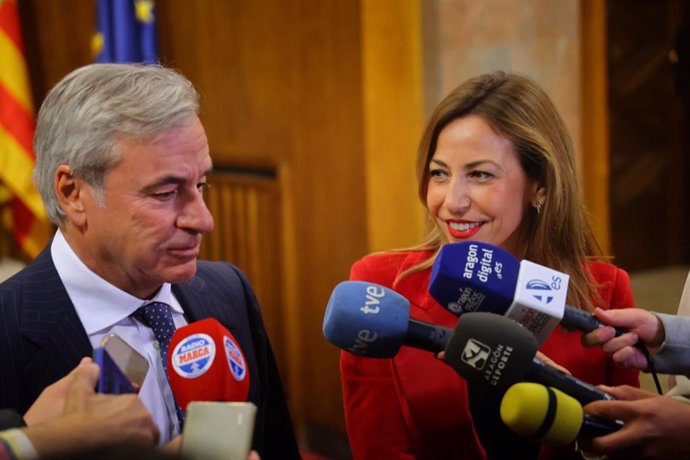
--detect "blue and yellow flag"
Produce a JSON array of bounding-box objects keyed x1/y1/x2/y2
[{"x1": 93, "y1": 0, "x2": 158, "y2": 63}]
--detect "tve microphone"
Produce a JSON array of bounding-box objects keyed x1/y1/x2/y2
[
  {"x1": 500, "y1": 382, "x2": 622, "y2": 445},
  {"x1": 445, "y1": 312, "x2": 614, "y2": 404},
  {"x1": 430, "y1": 241, "x2": 614, "y2": 343},
  {"x1": 167, "y1": 318, "x2": 250, "y2": 410},
  {"x1": 322, "y1": 281, "x2": 453, "y2": 357}
]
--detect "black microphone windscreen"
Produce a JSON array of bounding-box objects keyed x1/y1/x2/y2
[{"x1": 445, "y1": 312, "x2": 538, "y2": 393}]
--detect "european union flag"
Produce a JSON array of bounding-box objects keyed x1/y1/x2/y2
[{"x1": 93, "y1": 0, "x2": 158, "y2": 63}]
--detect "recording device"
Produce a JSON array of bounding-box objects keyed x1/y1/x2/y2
[
  {"x1": 181, "y1": 402, "x2": 257, "y2": 460},
  {"x1": 444, "y1": 312, "x2": 614, "y2": 404},
  {"x1": 94, "y1": 334, "x2": 146, "y2": 394},
  {"x1": 322, "y1": 280, "x2": 452, "y2": 357},
  {"x1": 166, "y1": 317, "x2": 251, "y2": 410},
  {"x1": 100, "y1": 333, "x2": 148, "y2": 387},
  {"x1": 429, "y1": 241, "x2": 623, "y2": 343},
  {"x1": 500, "y1": 382, "x2": 622, "y2": 445}
]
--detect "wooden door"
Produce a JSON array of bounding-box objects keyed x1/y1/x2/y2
[{"x1": 608, "y1": 0, "x2": 690, "y2": 270}]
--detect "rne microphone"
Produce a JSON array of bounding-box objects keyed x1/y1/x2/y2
[
  {"x1": 430, "y1": 241, "x2": 617, "y2": 343},
  {"x1": 322, "y1": 281, "x2": 452, "y2": 357},
  {"x1": 167, "y1": 318, "x2": 250, "y2": 410},
  {"x1": 500, "y1": 382, "x2": 622, "y2": 445},
  {"x1": 444, "y1": 312, "x2": 614, "y2": 404}
]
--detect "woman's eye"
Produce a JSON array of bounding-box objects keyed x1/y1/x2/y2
[
  {"x1": 197, "y1": 182, "x2": 210, "y2": 192},
  {"x1": 470, "y1": 170, "x2": 493, "y2": 180},
  {"x1": 429, "y1": 169, "x2": 448, "y2": 179}
]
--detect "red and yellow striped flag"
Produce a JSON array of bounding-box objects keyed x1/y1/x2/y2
[{"x1": 0, "y1": 0, "x2": 51, "y2": 258}]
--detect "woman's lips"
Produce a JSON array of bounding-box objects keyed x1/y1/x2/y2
[{"x1": 446, "y1": 221, "x2": 483, "y2": 239}]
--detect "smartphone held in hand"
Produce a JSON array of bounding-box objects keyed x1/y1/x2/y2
[{"x1": 181, "y1": 401, "x2": 257, "y2": 460}]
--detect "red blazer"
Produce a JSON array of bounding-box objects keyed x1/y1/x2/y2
[{"x1": 340, "y1": 250, "x2": 639, "y2": 460}]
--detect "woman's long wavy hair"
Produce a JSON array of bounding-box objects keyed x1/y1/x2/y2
[{"x1": 399, "y1": 71, "x2": 604, "y2": 311}]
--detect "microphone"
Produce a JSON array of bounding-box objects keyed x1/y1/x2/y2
[
  {"x1": 322, "y1": 282, "x2": 611, "y2": 405},
  {"x1": 500, "y1": 382, "x2": 622, "y2": 445},
  {"x1": 167, "y1": 318, "x2": 250, "y2": 410},
  {"x1": 429, "y1": 241, "x2": 619, "y2": 343},
  {"x1": 322, "y1": 281, "x2": 452, "y2": 357},
  {"x1": 445, "y1": 312, "x2": 614, "y2": 404}
]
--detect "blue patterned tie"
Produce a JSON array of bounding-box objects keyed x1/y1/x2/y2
[{"x1": 134, "y1": 302, "x2": 186, "y2": 427}]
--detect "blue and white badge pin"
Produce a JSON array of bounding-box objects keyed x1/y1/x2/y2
[
  {"x1": 171, "y1": 333, "x2": 216, "y2": 378},
  {"x1": 223, "y1": 335, "x2": 247, "y2": 381}
]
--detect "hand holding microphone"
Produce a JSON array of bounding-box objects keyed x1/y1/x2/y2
[
  {"x1": 581, "y1": 385, "x2": 690, "y2": 459},
  {"x1": 581, "y1": 308, "x2": 665, "y2": 371},
  {"x1": 500, "y1": 382, "x2": 621, "y2": 446}
]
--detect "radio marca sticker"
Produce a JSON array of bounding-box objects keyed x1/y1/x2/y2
[
  {"x1": 171, "y1": 333, "x2": 216, "y2": 378},
  {"x1": 224, "y1": 335, "x2": 247, "y2": 381}
]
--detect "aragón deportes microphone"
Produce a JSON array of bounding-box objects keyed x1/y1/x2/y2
[
  {"x1": 322, "y1": 280, "x2": 452, "y2": 357},
  {"x1": 444, "y1": 312, "x2": 614, "y2": 405},
  {"x1": 500, "y1": 382, "x2": 622, "y2": 445},
  {"x1": 167, "y1": 317, "x2": 250, "y2": 410},
  {"x1": 430, "y1": 241, "x2": 622, "y2": 343}
]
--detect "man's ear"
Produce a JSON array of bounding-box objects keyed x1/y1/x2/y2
[{"x1": 55, "y1": 165, "x2": 87, "y2": 228}]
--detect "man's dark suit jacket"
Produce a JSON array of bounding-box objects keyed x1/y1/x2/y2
[
  {"x1": 0, "y1": 246, "x2": 301, "y2": 459},
  {"x1": 0, "y1": 409, "x2": 24, "y2": 430}
]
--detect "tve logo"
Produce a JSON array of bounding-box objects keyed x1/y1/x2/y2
[{"x1": 360, "y1": 284, "x2": 386, "y2": 314}]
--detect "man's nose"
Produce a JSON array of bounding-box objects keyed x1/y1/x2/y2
[{"x1": 178, "y1": 192, "x2": 214, "y2": 233}]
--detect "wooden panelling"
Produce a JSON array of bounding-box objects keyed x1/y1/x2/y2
[
  {"x1": 18, "y1": 0, "x2": 94, "y2": 104},
  {"x1": 361, "y1": 0, "x2": 427, "y2": 252},
  {"x1": 580, "y1": 0, "x2": 612, "y2": 254},
  {"x1": 607, "y1": 0, "x2": 690, "y2": 269},
  {"x1": 200, "y1": 169, "x2": 289, "y2": 390}
]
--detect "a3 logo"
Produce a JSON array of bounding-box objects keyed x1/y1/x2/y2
[{"x1": 461, "y1": 338, "x2": 491, "y2": 370}]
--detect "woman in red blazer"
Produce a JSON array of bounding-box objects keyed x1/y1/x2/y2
[{"x1": 340, "y1": 72, "x2": 639, "y2": 460}]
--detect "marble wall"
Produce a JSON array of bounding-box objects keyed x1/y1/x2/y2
[{"x1": 422, "y1": 0, "x2": 583, "y2": 167}]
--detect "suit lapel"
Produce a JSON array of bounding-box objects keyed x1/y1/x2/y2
[
  {"x1": 172, "y1": 267, "x2": 239, "y2": 334},
  {"x1": 19, "y1": 248, "x2": 92, "y2": 392}
]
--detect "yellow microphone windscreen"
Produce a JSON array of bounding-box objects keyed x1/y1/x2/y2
[{"x1": 500, "y1": 382, "x2": 584, "y2": 445}]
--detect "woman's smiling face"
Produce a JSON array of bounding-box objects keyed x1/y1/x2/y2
[{"x1": 426, "y1": 115, "x2": 539, "y2": 254}]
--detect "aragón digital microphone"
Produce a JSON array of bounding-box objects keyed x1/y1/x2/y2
[
  {"x1": 429, "y1": 241, "x2": 622, "y2": 343},
  {"x1": 167, "y1": 318, "x2": 250, "y2": 410},
  {"x1": 500, "y1": 382, "x2": 622, "y2": 445}
]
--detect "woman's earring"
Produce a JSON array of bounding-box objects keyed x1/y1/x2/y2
[{"x1": 534, "y1": 203, "x2": 542, "y2": 215}]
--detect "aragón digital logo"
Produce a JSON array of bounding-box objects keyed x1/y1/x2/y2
[{"x1": 171, "y1": 333, "x2": 216, "y2": 378}]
